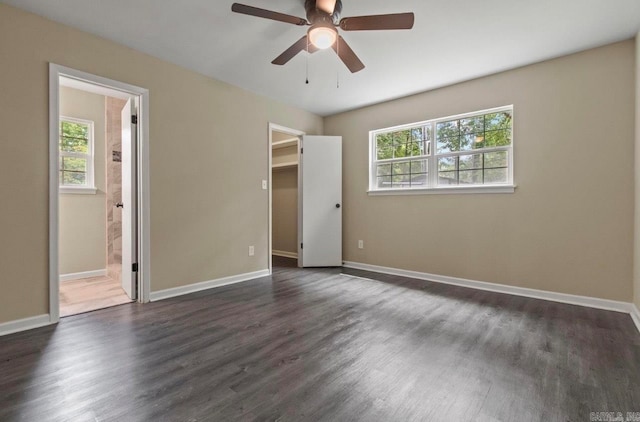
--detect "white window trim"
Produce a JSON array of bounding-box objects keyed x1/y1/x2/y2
[
  {"x1": 59, "y1": 116, "x2": 96, "y2": 194},
  {"x1": 368, "y1": 105, "x2": 515, "y2": 195}
]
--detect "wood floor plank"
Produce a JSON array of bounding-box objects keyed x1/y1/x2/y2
[{"x1": 0, "y1": 256, "x2": 639, "y2": 421}]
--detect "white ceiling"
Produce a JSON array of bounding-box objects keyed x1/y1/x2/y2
[{"x1": 4, "y1": 0, "x2": 640, "y2": 116}]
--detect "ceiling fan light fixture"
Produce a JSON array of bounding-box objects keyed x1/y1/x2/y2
[{"x1": 308, "y1": 24, "x2": 337, "y2": 49}]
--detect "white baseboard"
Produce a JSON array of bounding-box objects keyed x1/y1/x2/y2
[
  {"x1": 60, "y1": 269, "x2": 107, "y2": 282},
  {"x1": 149, "y1": 269, "x2": 270, "y2": 302},
  {"x1": 631, "y1": 304, "x2": 640, "y2": 333},
  {"x1": 342, "y1": 261, "x2": 632, "y2": 314},
  {"x1": 273, "y1": 250, "x2": 298, "y2": 259},
  {"x1": 0, "y1": 314, "x2": 51, "y2": 337}
]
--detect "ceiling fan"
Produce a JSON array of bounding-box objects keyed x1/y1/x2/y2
[{"x1": 231, "y1": 0, "x2": 415, "y2": 73}]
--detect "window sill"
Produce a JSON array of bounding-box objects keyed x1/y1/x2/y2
[
  {"x1": 368, "y1": 184, "x2": 516, "y2": 196},
  {"x1": 59, "y1": 186, "x2": 97, "y2": 195}
]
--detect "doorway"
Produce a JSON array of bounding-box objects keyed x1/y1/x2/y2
[
  {"x1": 269, "y1": 124, "x2": 304, "y2": 272},
  {"x1": 58, "y1": 83, "x2": 132, "y2": 316},
  {"x1": 49, "y1": 64, "x2": 150, "y2": 323},
  {"x1": 268, "y1": 124, "x2": 343, "y2": 272}
]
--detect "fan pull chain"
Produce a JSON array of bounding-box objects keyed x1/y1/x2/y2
[
  {"x1": 305, "y1": 37, "x2": 310, "y2": 84},
  {"x1": 336, "y1": 38, "x2": 340, "y2": 88}
]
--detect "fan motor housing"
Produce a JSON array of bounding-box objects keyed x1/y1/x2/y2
[{"x1": 305, "y1": 0, "x2": 342, "y2": 24}]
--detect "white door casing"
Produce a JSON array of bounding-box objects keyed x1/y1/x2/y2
[
  {"x1": 121, "y1": 99, "x2": 137, "y2": 299},
  {"x1": 301, "y1": 135, "x2": 342, "y2": 267}
]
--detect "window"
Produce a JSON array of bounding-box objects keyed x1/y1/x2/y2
[
  {"x1": 59, "y1": 117, "x2": 95, "y2": 193},
  {"x1": 370, "y1": 106, "x2": 514, "y2": 194}
]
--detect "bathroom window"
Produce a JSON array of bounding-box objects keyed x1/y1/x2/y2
[{"x1": 59, "y1": 117, "x2": 96, "y2": 194}]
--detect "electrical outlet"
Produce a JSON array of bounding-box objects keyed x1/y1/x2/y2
[
  {"x1": 358, "y1": 240, "x2": 364, "y2": 249},
  {"x1": 262, "y1": 180, "x2": 267, "y2": 190},
  {"x1": 249, "y1": 245, "x2": 255, "y2": 256}
]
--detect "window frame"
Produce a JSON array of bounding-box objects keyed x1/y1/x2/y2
[
  {"x1": 368, "y1": 105, "x2": 515, "y2": 195},
  {"x1": 59, "y1": 116, "x2": 96, "y2": 194}
]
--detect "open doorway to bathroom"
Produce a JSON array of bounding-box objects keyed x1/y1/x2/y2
[{"x1": 57, "y1": 79, "x2": 133, "y2": 317}]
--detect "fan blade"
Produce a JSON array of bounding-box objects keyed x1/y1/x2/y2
[
  {"x1": 316, "y1": 0, "x2": 337, "y2": 15},
  {"x1": 332, "y1": 36, "x2": 365, "y2": 73},
  {"x1": 231, "y1": 3, "x2": 307, "y2": 26},
  {"x1": 272, "y1": 36, "x2": 317, "y2": 65},
  {"x1": 339, "y1": 12, "x2": 415, "y2": 31}
]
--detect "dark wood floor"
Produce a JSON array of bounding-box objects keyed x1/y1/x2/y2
[{"x1": 1, "y1": 257, "x2": 639, "y2": 421}]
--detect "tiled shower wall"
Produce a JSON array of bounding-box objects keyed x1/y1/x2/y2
[{"x1": 106, "y1": 97, "x2": 126, "y2": 282}]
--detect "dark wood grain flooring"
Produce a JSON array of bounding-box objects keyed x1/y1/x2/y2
[{"x1": 1, "y1": 256, "x2": 639, "y2": 421}]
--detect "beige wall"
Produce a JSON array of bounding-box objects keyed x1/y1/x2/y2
[
  {"x1": 272, "y1": 167, "x2": 298, "y2": 255},
  {"x1": 325, "y1": 40, "x2": 635, "y2": 302},
  {"x1": 58, "y1": 86, "x2": 107, "y2": 274},
  {"x1": 0, "y1": 4, "x2": 322, "y2": 323},
  {"x1": 635, "y1": 32, "x2": 640, "y2": 310}
]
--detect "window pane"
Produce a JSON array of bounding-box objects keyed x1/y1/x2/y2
[
  {"x1": 377, "y1": 163, "x2": 391, "y2": 176},
  {"x1": 376, "y1": 132, "x2": 393, "y2": 149},
  {"x1": 438, "y1": 171, "x2": 458, "y2": 185},
  {"x1": 438, "y1": 156, "x2": 457, "y2": 172},
  {"x1": 410, "y1": 160, "x2": 428, "y2": 174},
  {"x1": 459, "y1": 169, "x2": 483, "y2": 185},
  {"x1": 459, "y1": 134, "x2": 478, "y2": 151},
  {"x1": 424, "y1": 125, "x2": 432, "y2": 143},
  {"x1": 484, "y1": 129, "x2": 511, "y2": 147},
  {"x1": 411, "y1": 127, "x2": 423, "y2": 142},
  {"x1": 436, "y1": 120, "x2": 458, "y2": 140},
  {"x1": 459, "y1": 154, "x2": 483, "y2": 170},
  {"x1": 62, "y1": 157, "x2": 87, "y2": 172},
  {"x1": 377, "y1": 146, "x2": 393, "y2": 160},
  {"x1": 62, "y1": 171, "x2": 87, "y2": 185},
  {"x1": 460, "y1": 116, "x2": 484, "y2": 135},
  {"x1": 484, "y1": 168, "x2": 508, "y2": 184},
  {"x1": 408, "y1": 141, "x2": 428, "y2": 157},
  {"x1": 60, "y1": 136, "x2": 89, "y2": 153},
  {"x1": 484, "y1": 151, "x2": 508, "y2": 168},
  {"x1": 377, "y1": 176, "x2": 391, "y2": 189},
  {"x1": 393, "y1": 130, "x2": 411, "y2": 146},
  {"x1": 485, "y1": 112, "x2": 512, "y2": 131},
  {"x1": 392, "y1": 162, "x2": 410, "y2": 175},
  {"x1": 392, "y1": 173, "x2": 411, "y2": 188},
  {"x1": 411, "y1": 173, "x2": 428, "y2": 187},
  {"x1": 436, "y1": 134, "x2": 461, "y2": 154},
  {"x1": 60, "y1": 121, "x2": 90, "y2": 153},
  {"x1": 394, "y1": 142, "x2": 410, "y2": 158},
  {"x1": 61, "y1": 121, "x2": 88, "y2": 139}
]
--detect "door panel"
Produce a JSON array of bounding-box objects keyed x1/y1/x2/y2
[
  {"x1": 301, "y1": 136, "x2": 342, "y2": 267},
  {"x1": 121, "y1": 99, "x2": 137, "y2": 299}
]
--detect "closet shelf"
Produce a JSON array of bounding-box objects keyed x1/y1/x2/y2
[
  {"x1": 272, "y1": 161, "x2": 298, "y2": 170},
  {"x1": 272, "y1": 139, "x2": 298, "y2": 150}
]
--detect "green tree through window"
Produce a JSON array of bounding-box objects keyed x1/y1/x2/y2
[
  {"x1": 371, "y1": 108, "x2": 513, "y2": 190},
  {"x1": 59, "y1": 119, "x2": 93, "y2": 187}
]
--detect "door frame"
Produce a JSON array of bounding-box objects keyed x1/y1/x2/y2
[
  {"x1": 268, "y1": 123, "x2": 305, "y2": 274},
  {"x1": 48, "y1": 63, "x2": 151, "y2": 323}
]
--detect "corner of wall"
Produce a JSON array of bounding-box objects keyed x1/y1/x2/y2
[{"x1": 634, "y1": 32, "x2": 640, "y2": 309}]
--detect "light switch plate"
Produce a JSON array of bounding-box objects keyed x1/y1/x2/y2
[
  {"x1": 249, "y1": 245, "x2": 255, "y2": 256},
  {"x1": 262, "y1": 180, "x2": 267, "y2": 190}
]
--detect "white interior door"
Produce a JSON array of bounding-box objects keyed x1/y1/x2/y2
[
  {"x1": 121, "y1": 99, "x2": 137, "y2": 299},
  {"x1": 300, "y1": 135, "x2": 342, "y2": 267}
]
